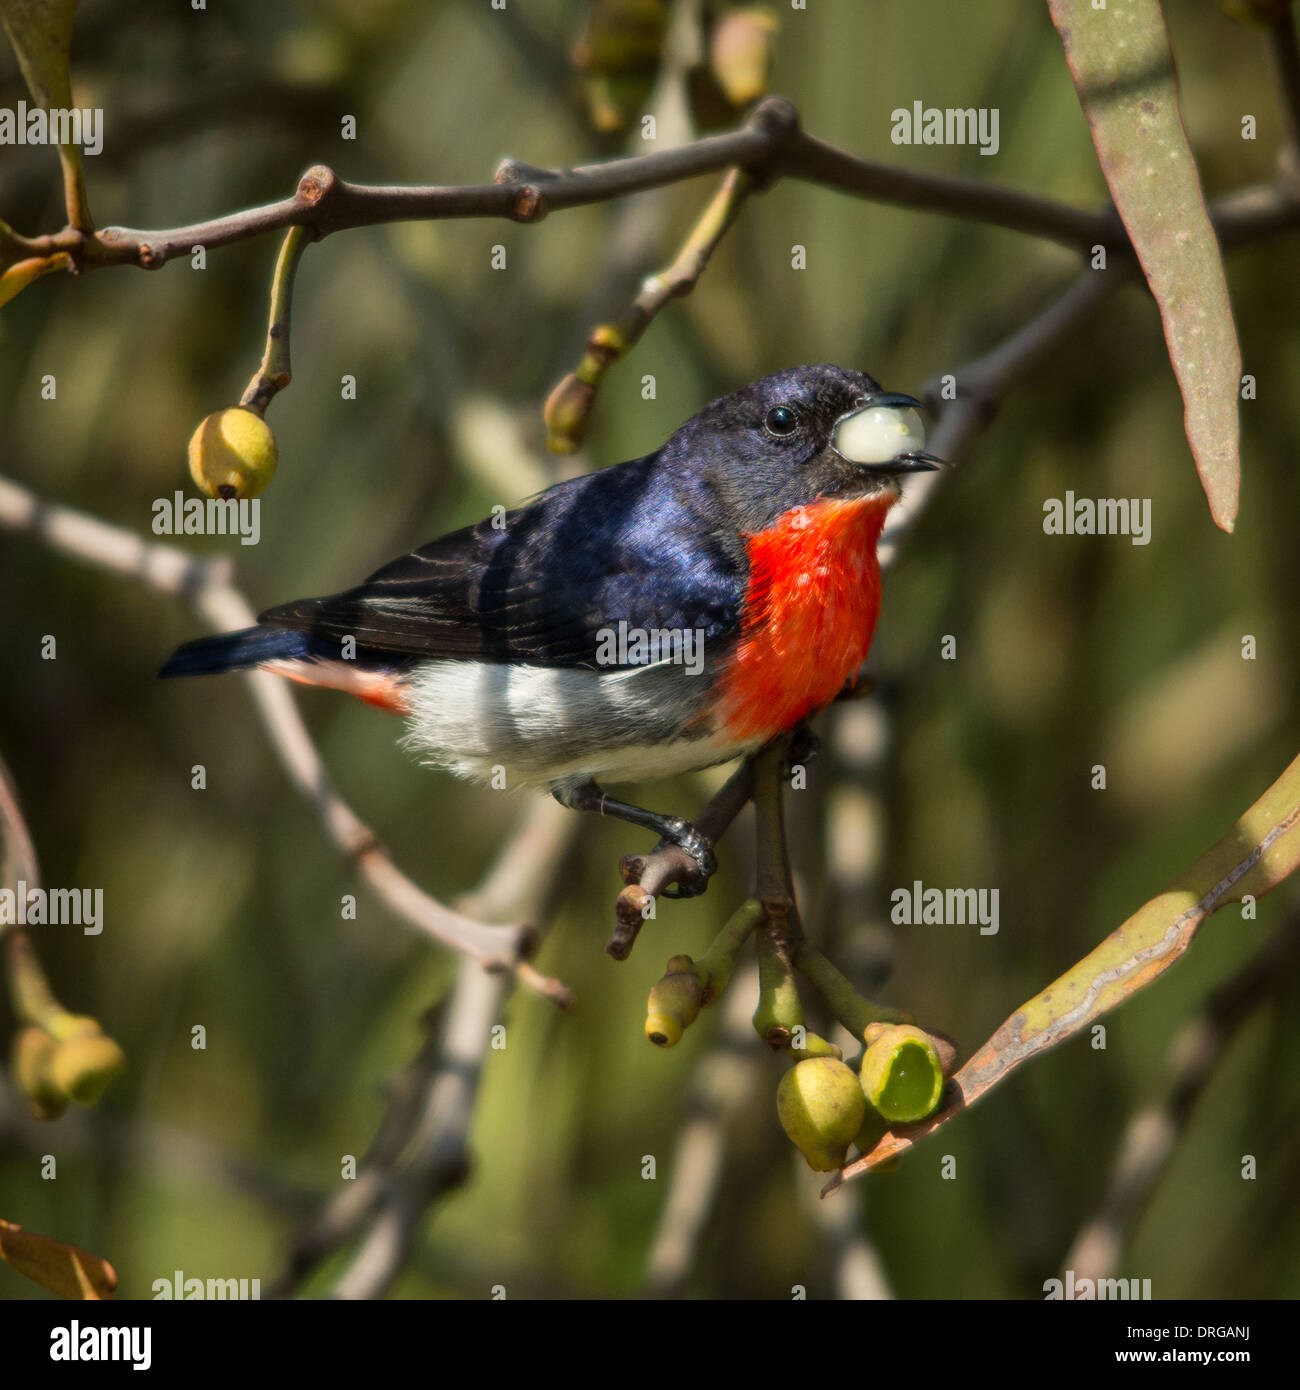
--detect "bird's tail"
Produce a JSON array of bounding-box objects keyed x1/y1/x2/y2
[
  {"x1": 159, "y1": 627, "x2": 324, "y2": 678},
  {"x1": 159, "y1": 626, "x2": 414, "y2": 715}
]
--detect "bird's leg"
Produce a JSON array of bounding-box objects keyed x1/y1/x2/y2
[
  {"x1": 786, "y1": 720, "x2": 820, "y2": 772},
  {"x1": 550, "y1": 778, "x2": 716, "y2": 898}
]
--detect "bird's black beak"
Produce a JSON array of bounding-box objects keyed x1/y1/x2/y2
[
  {"x1": 831, "y1": 394, "x2": 946, "y2": 474},
  {"x1": 880, "y1": 450, "x2": 945, "y2": 474}
]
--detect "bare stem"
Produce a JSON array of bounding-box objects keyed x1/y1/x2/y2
[
  {"x1": 240, "y1": 225, "x2": 311, "y2": 417},
  {"x1": 0, "y1": 754, "x2": 62, "y2": 1029},
  {"x1": 546, "y1": 165, "x2": 755, "y2": 451},
  {"x1": 751, "y1": 738, "x2": 804, "y2": 1047},
  {"x1": 0, "y1": 474, "x2": 570, "y2": 1000},
  {"x1": 3, "y1": 99, "x2": 1128, "y2": 280},
  {"x1": 794, "y1": 943, "x2": 911, "y2": 1040},
  {"x1": 1062, "y1": 914, "x2": 1300, "y2": 1283},
  {"x1": 609, "y1": 759, "x2": 755, "y2": 959}
]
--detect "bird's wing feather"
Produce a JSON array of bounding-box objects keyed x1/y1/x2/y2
[{"x1": 258, "y1": 460, "x2": 745, "y2": 669}]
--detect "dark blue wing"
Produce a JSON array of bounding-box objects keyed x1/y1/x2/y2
[{"x1": 257, "y1": 454, "x2": 746, "y2": 668}]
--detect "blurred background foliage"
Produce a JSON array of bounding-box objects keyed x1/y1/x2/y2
[{"x1": 1, "y1": 0, "x2": 1298, "y2": 1299}]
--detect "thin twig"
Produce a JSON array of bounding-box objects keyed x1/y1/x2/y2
[
  {"x1": 643, "y1": 961, "x2": 767, "y2": 1296},
  {"x1": 276, "y1": 792, "x2": 577, "y2": 1297},
  {"x1": 0, "y1": 754, "x2": 61, "y2": 1028},
  {"x1": 325, "y1": 958, "x2": 507, "y2": 1300},
  {"x1": 0, "y1": 1075, "x2": 320, "y2": 1216},
  {"x1": 1062, "y1": 913, "x2": 1300, "y2": 1283},
  {"x1": 240, "y1": 225, "x2": 311, "y2": 416},
  {"x1": 610, "y1": 759, "x2": 755, "y2": 959},
  {"x1": 1, "y1": 98, "x2": 1125, "y2": 279},
  {"x1": 545, "y1": 165, "x2": 755, "y2": 451},
  {"x1": 879, "y1": 267, "x2": 1125, "y2": 571},
  {"x1": 0, "y1": 473, "x2": 572, "y2": 998}
]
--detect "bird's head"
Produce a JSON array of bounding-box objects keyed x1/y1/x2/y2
[{"x1": 662, "y1": 363, "x2": 942, "y2": 535}]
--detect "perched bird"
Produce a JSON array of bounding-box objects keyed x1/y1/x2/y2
[{"x1": 161, "y1": 364, "x2": 940, "y2": 894}]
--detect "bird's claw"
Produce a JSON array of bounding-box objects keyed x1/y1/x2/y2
[{"x1": 653, "y1": 819, "x2": 716, "y2": 899}]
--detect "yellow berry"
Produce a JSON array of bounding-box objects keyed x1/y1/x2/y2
[
  {"x1": 776, "y1": 1056, "x2": 866, "y2": 1172},
  {"x1": 187, "y1": 407, "x2": 278, "y2": 500}
]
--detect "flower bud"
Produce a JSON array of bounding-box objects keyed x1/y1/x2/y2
[
  {"x1": 188, "y1": 407, "x2": 278, "y2": 500},
  {"x1": 710, "y1": 7, "x2": 778, "y2": 108},
  {"x1": 12, "y1": 1026, "x2": 66, "y2": 1121},
  {"x1": 787, "y1": 1028, "x2": 841, "y2": 1060},
  {"x1": 777, "y1": 1056, "x2": 866, "y2": 1172},
  {"x1": 573, "y1": 0, "x2": 670, "y2": 132},
  {"x1": 645, "y1": 956, "x2": 706, "y2": 1047},
  {"x1": 543, "y1": 373, "x2": 596, "y2": 454},
  {"x1": 47, "y1": 1032, "x2": 126, "y2": 1107},
  {"x1": 47, "y1": 1012, "x2": 102, "y2": 1042}
]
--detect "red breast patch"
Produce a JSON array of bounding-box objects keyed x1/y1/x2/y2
[{"x1": 714, "y1": 494, "x2": 892, "y2": 743}]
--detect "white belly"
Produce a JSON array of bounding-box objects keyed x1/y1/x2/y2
[{"x1": 399, "y1": 658, "x2": 755, "y2": 788}]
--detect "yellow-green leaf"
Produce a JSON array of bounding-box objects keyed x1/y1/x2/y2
[
  {"x1": 0, "y1": 251, "x2": 70, "y2": 307},
  {"x1": 0, "y1": 0, "x2": 90, "y2": 229},
  {"x1": 1047, "y1": 0, "x2": 1241, "y2": 532},
  {"x1": 0, "y1": 1217, "x2": 117, "y2": 1299},
  {"x1": 0, "y1": 0, "x2": 78, "y2": 110},
  {"x1": 832, "y1": 750, "x2": 1300, "y2": 1188}
]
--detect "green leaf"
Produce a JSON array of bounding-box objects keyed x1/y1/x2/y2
[
  {"x1": 0, "y1": 0, "x2": 78, "y2": 110},
  {"x1": 1048, "y1": 0, "x2": 1242, "y2": 532},
  {"x1": 833, "y1": 750, "x2": 1300, "y2": 1186},
  {"x1": 0, "y1": 0, "x2": 90, "y2": 229}
]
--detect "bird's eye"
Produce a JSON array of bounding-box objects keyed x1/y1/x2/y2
[{"x1": 764, "y1": 405, "x2": 799, "y2": 437}]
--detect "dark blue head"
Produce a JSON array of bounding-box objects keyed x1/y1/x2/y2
[{"x1": 658, "y1": 364, "x2": 940, "y2": 534}]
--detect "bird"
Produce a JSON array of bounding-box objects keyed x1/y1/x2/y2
[{"x1": 161, "y1": 364, "x2": 941, "y2": 895}]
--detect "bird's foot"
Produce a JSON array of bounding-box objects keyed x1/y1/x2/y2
[{"x1": 653, "y1": 818, "x2": 716, "y2": 899}]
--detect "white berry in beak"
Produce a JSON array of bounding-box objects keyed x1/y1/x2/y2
[{"x1": 833, "y1": 404, "x2": 928, "y2": 465}]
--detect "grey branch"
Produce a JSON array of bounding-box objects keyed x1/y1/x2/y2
[
  {"x1": 1062, "y1": 915, "x2": 1300, "y2": 1284},
  {"x1": 0, "y1": 473, "x2": 573, "y2": 998}
]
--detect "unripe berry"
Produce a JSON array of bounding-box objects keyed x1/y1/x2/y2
[
  {"x1": 776, "y1": 1056, "x2": 866, "y2": 1172},
  {"x1": 188, "y1": 407, "x2": 278, "y2": 499}
]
